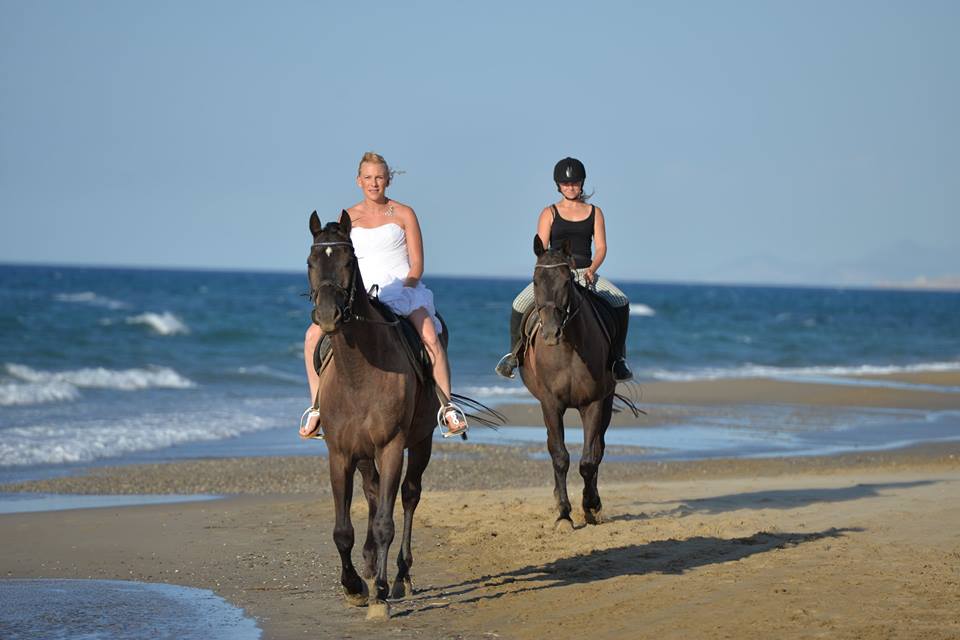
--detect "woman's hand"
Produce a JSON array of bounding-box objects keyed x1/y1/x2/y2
[
  {"x1": 403, "y1": 277, "x2": 419, "y2": 288},
  {"x1": 583, "y1": 268, "x2": 597, "y2": 286}
]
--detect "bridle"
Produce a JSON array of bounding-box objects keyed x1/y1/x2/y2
[
  {"x1": 309, "y1": 241, "x2": 360, "y2": 325},
  {"x1": 308, "y1": 239, "x2": 399, "y2": 327},
  {"x1": 534, "y1": 260, "x2": 581, "y2": 335}
]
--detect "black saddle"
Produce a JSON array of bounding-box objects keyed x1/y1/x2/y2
[
  {"x1": 313, "y1": 296, "x2": 443, "y2": 383},
  {"x1": 519, "y1": 283, "x2": 619, "y2": 362}
]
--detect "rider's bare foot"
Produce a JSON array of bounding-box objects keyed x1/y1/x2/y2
[
  {"x1": 440, "y1": 404, "x2": 468, "y2": 438},
  {"x1": 299, "y1": 409, "x2": 323, "y2": 440}
]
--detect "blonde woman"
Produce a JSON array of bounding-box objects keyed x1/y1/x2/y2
[{"x1": 301, "y1": 152, "x2": 468, "y2": 439}]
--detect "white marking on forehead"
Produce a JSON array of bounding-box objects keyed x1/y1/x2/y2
[{"x1": 325, "y1": 247, "x2": 333, "y2": 257}]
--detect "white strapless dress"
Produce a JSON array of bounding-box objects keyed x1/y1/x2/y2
[{"x1": 351, "y1": 223, "x2": 442, "y2": 334}]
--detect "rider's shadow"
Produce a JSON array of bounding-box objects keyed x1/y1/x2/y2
[
  {"x1": 610, "y1": 480, "x2": 940, "y2": 521},
  {"x1": 398, "y1": 527, "x2": 857, "y2": 613}
]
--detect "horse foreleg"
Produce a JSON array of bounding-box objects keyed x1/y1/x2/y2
[
  {"x1": 357, "y1": 458, "x2": 380, "y2": 581},
  {"x1": 329, "y1": 452, "x2": 366, "y2": 606},
  {"x1": 391, "y1": 436, "x2": 432, "y2": 600},
  {"x1": 366, "y1": 440, "x2": 404, "y2": 620},
  {"x1": 543, "y1": 403, "x2": 573, "y2": 530},
  {"x1": 579, "y1": 395, "x2": 613, "y2": 525}
]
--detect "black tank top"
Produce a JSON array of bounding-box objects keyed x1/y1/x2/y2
[{"x1": 549, "y1": 205, "x2": 594, "y2": 268}]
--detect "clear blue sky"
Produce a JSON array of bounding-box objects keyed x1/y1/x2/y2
[{"x1": 2, "y1": 1, "x2": 957, "y2": 286}]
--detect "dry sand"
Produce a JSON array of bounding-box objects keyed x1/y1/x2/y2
[{"x1": 2, "y1": 373, "x2": 960, "y2": 639}]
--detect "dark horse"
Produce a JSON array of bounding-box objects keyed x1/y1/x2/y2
[
  {"x1": 307, "y1": 211, "x2": 438, "y2": 619},
  {"x1": 519, "y1": 235, "x2": 620, "y2": 530}
]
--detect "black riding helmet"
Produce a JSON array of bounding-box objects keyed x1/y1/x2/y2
[{"x1": 553, "y1": 157, "x2": 586, "y2": 184}]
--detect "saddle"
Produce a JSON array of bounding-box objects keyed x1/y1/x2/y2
[
  {"x1": 313, "y1": 296, "x2": 443, "y2": 384},
  {"x1": 517, "y1": 283, "x2": 619, "y2": 365}
]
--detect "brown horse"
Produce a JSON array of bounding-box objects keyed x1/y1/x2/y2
[
  {"x1": 307, "y1": 211, "x2": 438, "y2": 619},
  {"x1": 519, "y1": 235, "x2": 619, "y2": 530}
]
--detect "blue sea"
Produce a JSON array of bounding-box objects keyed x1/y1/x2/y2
[{"x1": 2, "y1": 264, "x2": 959, "y2": 485}]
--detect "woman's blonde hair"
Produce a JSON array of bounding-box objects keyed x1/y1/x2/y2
[{"x1": 357, "y1": 151, "x2": 392, "y2": 185}]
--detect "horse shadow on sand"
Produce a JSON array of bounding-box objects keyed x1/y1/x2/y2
[
  {"x1": 607, "y1": 480, "x2": 941, "y2": 522},
  {"x1": 395, "y1": 527, "x2": 858, "y2": 616}
]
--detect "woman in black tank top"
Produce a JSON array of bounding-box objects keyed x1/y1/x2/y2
[{"x1": 495, "y1": 157, "x2": 634, "y2": 381}]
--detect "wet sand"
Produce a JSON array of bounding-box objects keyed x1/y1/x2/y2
[{"x1": 2, "y1": 373, "x2": 960, "y2": 639}]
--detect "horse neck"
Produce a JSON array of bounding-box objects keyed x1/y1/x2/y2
[{"x1": 327, "y1": 269, "x2": 391, "y2": 377}]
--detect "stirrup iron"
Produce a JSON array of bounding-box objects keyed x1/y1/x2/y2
[{"x1": 299, "y1": 406, "x2": 324, "y2": 440}]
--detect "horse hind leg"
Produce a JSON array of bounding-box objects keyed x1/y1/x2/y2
[
  {"x1": 357, "y1": 459, "x2": 380, "y2": 582},
  {"x1": 329, "y1": 452, "x2": 367, "y2": 606},
  {"x1": 391, "y1": 436, "x2": 432, "y2": 600},
  {"x1": 579, "y1": 397, "x2": 612, "y2": 525}
]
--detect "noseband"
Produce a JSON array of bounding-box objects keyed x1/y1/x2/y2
[
  {"x1": 310, "y1": 241, "x2": 359, "y2": 324},
  {"x1": 534, "y1": 262, "x2": 581, "y2": 334}
]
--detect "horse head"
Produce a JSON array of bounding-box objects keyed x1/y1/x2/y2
[
  {"x1": 308, "y1": 210, "x2": 360, "y2": 333},
  {"x1": 533, "y1": 235, "x2": 577, "y2": 346}
]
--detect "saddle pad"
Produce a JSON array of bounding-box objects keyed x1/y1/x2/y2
[
  {"x1": 312, "y1": 298, "x2": 442, "y2": 383},
  {"x1": 520, "y1": 285, "x2": 618, "y2": 350}
]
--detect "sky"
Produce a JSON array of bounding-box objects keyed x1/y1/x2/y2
[{"x1": 1, "y1": 1, "x2": 957, "y2": 286}]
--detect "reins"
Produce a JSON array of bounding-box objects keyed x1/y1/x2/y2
[
  {"x1": 309, "y1": 240, "x2": 399, "y2": 327},
  {"x1": 534, "y1": 261, "x2": 582, "y2": 333}
]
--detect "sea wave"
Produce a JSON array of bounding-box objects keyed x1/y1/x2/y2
[
  {"x1": 0, "y1": 411, "x2": 271, "y2": 466},
  {"x1": 5, "y1": 364, "x2": 196, "y2": 390},
  {"x1": 54, "y1": 291, "x2": 128, "y2": 310},
  {"x1": 125, "y1": 312, "x2": 190, "y2": 336},
  {"x1": 629, "y1": 303, "x2": 656, "y2": 317},
  {"x1": 645, "y1": 361, "x2": 960, "y2": 384},
  {"x1": 0, "y1": 381, "x2": 80, "y2": 407},
  {"x1": 460, "y1": 385, "x2": 534, "y2": 400},
  {"x1": 235, "y1": 365, "x2": 303, "y2": 384}
]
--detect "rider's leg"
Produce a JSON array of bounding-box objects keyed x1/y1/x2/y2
[
  {"x1": 588, "y1": 274, "x2": 633, "y2": 382},
  {"x1": 611, "y1": 304, "x2": 633, "y2": 381},
  {"x1": 407, "y1": 308, "x2": 466, "y2": 434},
  {"x1": 300, "y1": 323, "x2": 324, "y2": 438},
  {"x1": 495, "y1": 284, "x2": 534, "y2": 379}
]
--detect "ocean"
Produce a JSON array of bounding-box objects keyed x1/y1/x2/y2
[{"x1": 2, "y1": 264, "x2": 959, "y2": 483}]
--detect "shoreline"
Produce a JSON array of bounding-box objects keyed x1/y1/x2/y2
[{"x1": 2, "y1": 370, "x2": 960, "y2": 638}]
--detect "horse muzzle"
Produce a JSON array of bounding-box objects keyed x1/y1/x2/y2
[{"x1": 312, "y1": 303, "x2": 343, "y2": 334}]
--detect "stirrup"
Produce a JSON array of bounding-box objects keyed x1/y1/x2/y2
[
  {"x1": 494, "y1": 353, "x2": 518, "y2": 379},
  {"x1": 612, "y1": 358, "x2": 634, "y2": 382},
  {"x1": 437, "y1": 402, "x2": 469, "y2": 438},
  {"x1": 299, "y1": 407, "x2": 324, "y2": 440}
]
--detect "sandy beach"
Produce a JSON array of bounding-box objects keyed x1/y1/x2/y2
[{"x1": 3, "y1": 373, "x2": 960, "y2": 639}]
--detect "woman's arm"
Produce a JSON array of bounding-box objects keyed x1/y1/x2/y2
[
  {"x1": 586, "y1": 207, "x2": 607, "y2": 283},
  {"x1": 400, "y1": 206, "x2": 424, "y2": 287},
  {"x1": 536, "y1": 207, "x2": 553, "y2": 249}
]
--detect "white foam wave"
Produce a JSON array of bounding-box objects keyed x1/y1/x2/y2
[
  {"x1": 54, "y1": 291, "x2": 127, "y2": 310},
  {"x1": 0, "y1": 411, "x2": 270, "y2": 466},
  {"x1": 646, "y1": 361, "x2": 960, "y2": 383},
  {"x1": 460, "y1": 385, "x2": 533, "y2": 398},
  {"x1": 629, "y1": 303, "x2": 656, "y2": 317},
  {"x1": 125, "y1": 312, "x2": 190, "y2": 336},
  {"x1": 5, "y1": 364, "x2": 195, "y2": 390},
  {"x1": 235, "y1": 365, "x2": 303, "y2": 384},
  {"x1": 0, "y1": 382, "x2": 81, "y2": 406}
]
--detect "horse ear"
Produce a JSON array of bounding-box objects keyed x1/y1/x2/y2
[
  {"x1": 309, "y1": 211, "x2": 322, "y2": 238},
  {"x1": 337, "y1": 209, "x2": 352, "y2": 236},
  {"x1": 561, "y1": 239, "x2": 572, "y2": 257},
  {"x1": 533, "y1": 235, "x2": 545, "y2": 257}
]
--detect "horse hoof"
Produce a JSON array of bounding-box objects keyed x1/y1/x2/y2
[
  {"x1": 584, "y1": 509, "x2": 604, "y2": 525},
  {"x1": 554, "y1": 517, "x2": 574, "y2": 533},
  {"x1": 390, "y1": 577, "x2": 413, "y2": 600},
  {"x1": 366, "y1": 601, "x2": 391, "y2": 620},
  {"x1": 344, "y1": 591, "x2": 368, "y2": 608}
]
